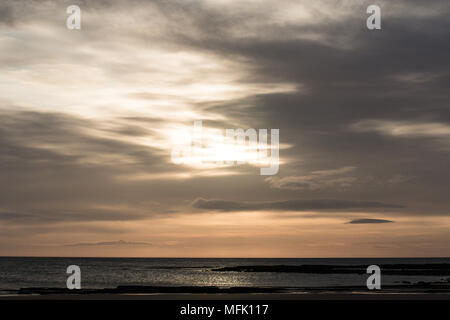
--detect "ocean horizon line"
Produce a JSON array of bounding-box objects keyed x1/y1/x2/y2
[{"x1": 1, "y1": 256, "x2": 449, "y2": 259}]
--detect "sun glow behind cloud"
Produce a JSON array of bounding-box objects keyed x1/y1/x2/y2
[
  {"x1": 169, "y1": 122, "x2": 289, "y2": 171},
  {"x1": 0, "y1": 6, "x2": 298, "y2": 178}
]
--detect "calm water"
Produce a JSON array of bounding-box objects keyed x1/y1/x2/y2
[{"x1": 0, "y1": 257, "x2": 449, "y2": 292}]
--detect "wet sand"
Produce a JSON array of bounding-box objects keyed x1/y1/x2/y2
[{"x1": 1, "y1": 292, "x2": 450, "y2": 300}]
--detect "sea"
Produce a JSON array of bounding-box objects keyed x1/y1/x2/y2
[{"x1": 0, "y1": 257, "x2": 449, "y2": 294}]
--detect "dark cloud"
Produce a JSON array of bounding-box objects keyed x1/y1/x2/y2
[
  {"x1": 192, "y1": 198, "x2": 403, "y2": 212},
  {"x1": 347, "y1": 218, "x2": 394, "y2": 224},
  {"x1": 0, "y1": 2, "x2": 15, "y2": 26},
  {"x1": 0, "y1": 208, "x2": 147, "y2": 224}
]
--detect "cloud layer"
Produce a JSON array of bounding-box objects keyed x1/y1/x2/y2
[
  {"x1": 0, "y1": 0, "x2": 449, "y2": 256},
  {"x1": 347, "y1": 219, "x2": 394, "y2": 224},
  {"x1": 192, "y1": 198, "x2": 403, "y2": 212}
]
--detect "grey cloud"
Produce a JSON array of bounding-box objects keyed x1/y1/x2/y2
[
  {"x1": 0, "y1": 208, "x2": 147, "y2": 224},
  {"x1": 347, "y1": 218, "x2": 394, "y2": 224},
  {"x1": 65, "y1": 240, "x2": 152, "y2": 247},
  {"x1": 0, "y1": 2, "x2": 15, "y2": 26},
  {"x1": 351, "y1": 120, "x2": 450, "y2": 138},
  {"x1": 192, "y1": 198, "x2": 403, "y2": 212},
  {"x1": 266, "y1": 166, "x2": 357, "y2": 191},
  {"x1": 350, "y1": 120, "x2": 450, "y2": 152}
]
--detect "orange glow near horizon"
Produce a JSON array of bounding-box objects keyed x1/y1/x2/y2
[{"x1": 2, "y1": 212, "x2": 449, "y2": 258}]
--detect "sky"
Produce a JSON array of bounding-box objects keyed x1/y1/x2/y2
[{"x1": 0, "y1": 0, "x2": 449, "y2": 257}]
